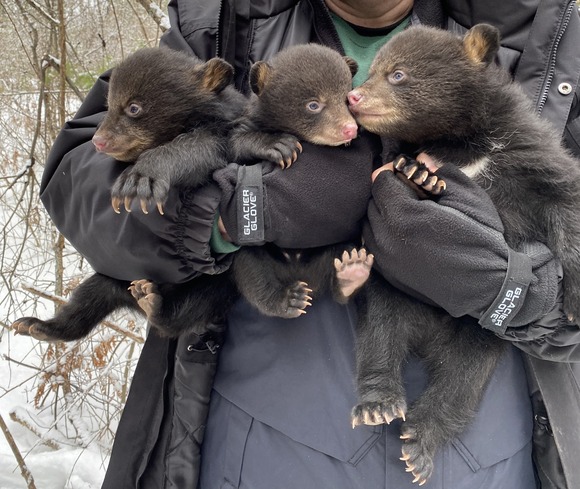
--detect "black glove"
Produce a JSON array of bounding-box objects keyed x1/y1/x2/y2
[
  {"x1": 214, "y1": 133, "x2": 381, "y2": 249},
  {"x1": 363, "y1": 163, "x2": 560, "y2": 333}
]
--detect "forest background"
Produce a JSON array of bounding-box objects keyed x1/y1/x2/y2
[{"x1": 0, "y1": 1, "x2": 167, "y2": 488}]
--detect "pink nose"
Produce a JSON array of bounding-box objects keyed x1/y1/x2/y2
[
  {"x1": 347, "y1": 90, "x2": 363, "y2": 106},
  {"x1": 342, "y1": 123, "x2": 358, "y2": 140},
  {"x1": 92, "y1": 135, "x2": 108, "y2": 152}
]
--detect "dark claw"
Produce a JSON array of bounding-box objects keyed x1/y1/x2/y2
[
  {"x1": 112, "y1": 197, "x2": 122, "y2": 214},
  {"x1": 111, "y1": 166, "x2": 169, "y2": 214},
  {"x1": 412, "y1": 170, "x2": 429, "y2": 185},
  {"x1": 394, "y1": 155, "x2": 407, "y2": 171}
]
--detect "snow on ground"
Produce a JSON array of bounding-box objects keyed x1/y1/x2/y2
[{"x1": 0, "y1": 333, "x2": 109, "y2": 489}]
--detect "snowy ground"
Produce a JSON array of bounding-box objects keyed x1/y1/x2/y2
[
  {"x1": 0, "y1": 334, "x2": 109, "y2": 489},
  {"x1": 0, "y1": 299, "x2": 144, "y2": 489}
]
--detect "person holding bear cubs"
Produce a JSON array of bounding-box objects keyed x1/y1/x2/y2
[{"x1": 38, "y1": 0, "x2": 580, "y2": 488}]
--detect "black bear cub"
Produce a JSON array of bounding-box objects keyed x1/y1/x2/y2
[
  {"x1": 227, "y1": 43, "x2": 375, "y2": 318},
  {"x1": 347, "y1": 24, "x2": 580, "y2": 484},
  {"x1": 12, "y1": 44, "x2": 372, "y2": 340},
  {"x1": 12, "y1": 47, "x2": 245, "y2": 340},
  {"x1": 96, "y1": 47, "x2": 246, "y2": 215}
]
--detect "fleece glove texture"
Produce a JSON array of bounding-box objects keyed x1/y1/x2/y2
[
  {"x1": 214, "y1": 133, "x2": 381, "y2": 249},
  {"x1": 363, "y1": 163, "x2": 560, "y2": 333}
]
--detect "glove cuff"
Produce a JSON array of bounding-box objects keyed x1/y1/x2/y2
[
  {"x1": 479, "y1": 248, "x2": 533, "y2": 334},
  {"x1": 217, "y1": 164, "x2": 267, "y2": 246}
]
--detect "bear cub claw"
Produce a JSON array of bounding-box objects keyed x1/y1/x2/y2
[
  {"x1": 111, "y1": 166, "x2": 170, "y2": 215},
  {"x1": 400, "y1": 423, "x2": 435, "y2": 486},
  {"x1": 11, "y1": 317, "x2": 58, "y2": 342},
  {"x1": 351, "y1": 395, "x2": 407, "y2": 428},
  {"x1": 280, "y1": 281, "x2": 313, "y2": 317},
  {"x1": 394, "y1": 154, "x2": 446, "y2": 196}
]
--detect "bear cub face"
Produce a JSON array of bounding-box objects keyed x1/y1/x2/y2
[
  {"x1": 348, "y1": 24, "x2": 501, "y2": 143},
  {"x1": 249, "y1": 44, "x2": 359, "y2": 146},
  {"x1": 92, "y1": 47, "x2": 234, "y2": 162}
]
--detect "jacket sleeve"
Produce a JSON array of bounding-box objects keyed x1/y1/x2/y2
[
  {"x1": 502, "y1": 89, "x2": 580, "y2": 362},
  {"x1": 500, "y1": 273, "x2": 580, "y2": 362},
  {"x1": 364, "y1": 162, "x2": 580, "y2": 363},
  {"x1": 40, "y1": 69, "x2": 228, "y2": 285}
]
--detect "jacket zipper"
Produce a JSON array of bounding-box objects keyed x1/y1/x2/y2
[
  {"x1": 216, "y1": 0, "x2": 224, "y2": 57},
  {"x1": 537, "y1": 0, "x2": 576, "y2": 114}
]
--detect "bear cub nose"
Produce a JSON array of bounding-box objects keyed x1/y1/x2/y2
[{"x1": 342, "y1": 123, "x2": 358, "y2": 140}]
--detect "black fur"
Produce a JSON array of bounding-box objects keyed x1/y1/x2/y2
[
  {"x1": 12, "y1": 44, "x2": 364, "y2": 340},
  {"x1": 228, "y1": 44, "x2": 368, "y2": 318},
  {"x1": 97, "y1": 48, "x2": 246, "y2": 213},
  {"x1": 230, "y1": 43, "x2": 360, "y2": 167},
  {"x1": 12, "y1": 47, "x2": 245, "y2": 341},
  {"x1": 348, "y1": 23, "x2": 580, "y2": 483}
]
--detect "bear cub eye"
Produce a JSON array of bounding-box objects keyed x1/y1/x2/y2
[
  {"x1": 306, "y1": 101, "x2": 324, "y2": 113},
  {"x1": 388, "y1": 70, "x2": 407, "y2": 84},
  {"x1": 125, "y1": 103, "x2": 143, "y2": 117}
]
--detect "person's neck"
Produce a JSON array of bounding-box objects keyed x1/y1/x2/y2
[{"x1": 325, "y1": 0, "x2": 413, "y2": 28}]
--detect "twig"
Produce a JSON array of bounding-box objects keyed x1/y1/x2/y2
[
  {"x1": 42, "y1": 55, "x2": 85, "y2": 102},
  {"x1": 9, "y1": 410, "x2": 61, "y2": 450},
  {"x1": 133, "y1": 0, "x2": 170, "y2": 31},
  {"x1": 0, "y1": 414, "x2": 38, "y2": 489}
]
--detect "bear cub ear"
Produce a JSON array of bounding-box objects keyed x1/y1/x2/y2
[
  {"x1": 343, "y1": 56, "x2": 359, "y2": 78},
  {"x1": 463, "y1": 23, "x2": 500, "y2": 66},
  {"x1": 249, "y1": 61, "x2": 273, "y2": 96},
  {"x1": 196, "y1": 58, "x2": 235, "y2": 93}
]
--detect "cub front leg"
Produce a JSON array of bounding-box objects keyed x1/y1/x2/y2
[
  {"x1": 230, "y1": 122, "x2": 303, "y2": 168},
  {"x1": 112, "y1": 130, "x2": 228, "y2": 214}
]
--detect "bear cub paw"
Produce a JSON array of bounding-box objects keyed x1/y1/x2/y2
[
  {"x1": 400, "y1": 422, "x2": 436, "y2": 486},
  {"x1": 351, "y1": 396, "x2": 407, "y2": 428},
  {"x1": 129, "y1": 279, "x2": 163, "y2": 320},
  {"x1": 393, "y1": 154, "x2": 446, "y2": 197}
]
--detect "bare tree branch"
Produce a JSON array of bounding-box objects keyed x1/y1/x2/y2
[
  {"x1": 0, "y1": 2, "x2": 166, "y2": 484},
  {"x1": 10, "y1": 410, "x2": 62, "y2": 450},
  {"x1": 22, "y1": 0, "x2": 59, "y2": 26},
  {"x1": 133, "y1": 0, "x2": 170, "y2": 32},
  {"x1": 0, "y1": 414, "x2": 38, "y2": 489}
]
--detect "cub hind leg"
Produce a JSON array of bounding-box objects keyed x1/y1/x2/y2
[
  {"x1": 401, "y1": 317, "x2": 505, "y2": 484},
  {"x1": 352, "y1": 272, "x2": 416, "y2": 427}
]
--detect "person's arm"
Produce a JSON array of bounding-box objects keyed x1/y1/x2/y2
[
  {"x1": 214, "y1": 133, "x2": 381, "y2": 249},
  {"x1": 40, "y1": 69, "x2": 227, "y2": 284},
  {"x1": 363, "y1": 160, "x2": 580, "y2": 362}
]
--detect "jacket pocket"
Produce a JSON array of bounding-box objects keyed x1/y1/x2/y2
[
  {"x1": 446, "y1": 347, "x2": 534, "y2": 472},
  {"x1": 203, "y1": 393, "x2": 383, "y2": 489},
  {"x1": 213, "y1": 298, "x2": 383, "y2": 465}
]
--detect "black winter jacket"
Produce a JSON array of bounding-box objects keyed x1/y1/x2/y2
[{"x1": 39, "y1": 0, "x2": 580, "y2": 488}]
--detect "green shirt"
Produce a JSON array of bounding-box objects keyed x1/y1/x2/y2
[
  {"x1": 331, "y1": 13, "x2": 411, "y2": 87},
  {"x1": 210, "y1": 14, "x2": 411, "y2": 254}
]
